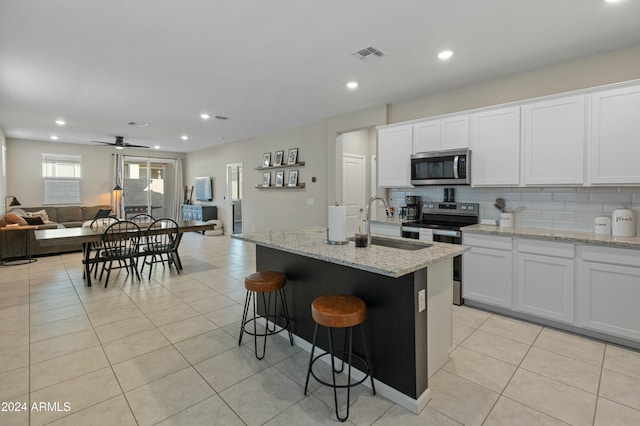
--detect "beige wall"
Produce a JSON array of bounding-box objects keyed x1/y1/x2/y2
[
  {"x1": 5, "y1": 139, "x2": 184, "y2": 209},
  {"x1": 390, "y1": 44, "x2": 640, "y2": 123},
  {"x1": 1, "y1": 128, "x2": 6, "y2": 214}
]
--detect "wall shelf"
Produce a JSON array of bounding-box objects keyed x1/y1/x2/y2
[
  {"x1": 255, "y1": 183, "x2": 306, "y2": 189},
  {"x1": 255, "y1": 161, "x2": 305, "y2": 170}
]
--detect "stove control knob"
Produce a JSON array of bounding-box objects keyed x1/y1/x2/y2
[
  {"x1": 468, "y1": 205, "x2": 474, "y2": 210},
  {"x1": 429, "y1": 204, "x2": 434, "y2": 208},
  {"x1": 461, "y1": 205, "x2": 467, "y2": 210}
]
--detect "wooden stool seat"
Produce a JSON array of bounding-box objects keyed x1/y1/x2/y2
[
  {"x1": 244, "y1": 271, "x2": 286, "y2": 292},
  {"x1": 311, "y1": 295, "x2": 366, "y2": 328}
]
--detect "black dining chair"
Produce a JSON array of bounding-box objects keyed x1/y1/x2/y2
[
  {"x1": 130, "y1": 213, "x2": 155, "y2": 224},
  {"x1": 99, "y1": 220, "x2": 142, "y2": 288},
  {"x1": 86, "y1": 216, "x2": 120, "y2": 279},
  {"x1": 139, "y1": 218, "x2": 180, "y2": 279}
]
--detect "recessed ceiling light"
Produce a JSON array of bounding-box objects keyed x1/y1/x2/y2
[
  {"x1": 154, "y1": 145, "x2": 160, "y2": 149},
  {"x1": 605, "y1": 0, "x2": 623, "y2": 3},
  {"x1": 55, "y1": 120, "x2": 66, "y2": 126},
  {"x1": 181, "y1": 135, "x2": 189, "y2": 141},
  {"x1": 200, "y1": 113, "x2": 211, "y2": 120},
  {"x1": 50, "y1": 135, "x2": 59, "y2": 140},
  {"x1": 347, "y1": 81, "x2": 359, "y2": 89},
  {"x1": 438, "y1": 50, "x2": 453, "y2": 60}
]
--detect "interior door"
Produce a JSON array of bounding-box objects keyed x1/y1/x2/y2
[
  {"x1": 123, "y1": 157, "x2": 177, "y2": 220},
  {"x1": 343, "y1": 153, "x2": 366, "y2": 236}
]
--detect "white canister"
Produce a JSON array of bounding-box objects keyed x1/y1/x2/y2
[
  {"x1": 611, "y1": 209, "x2": 635, "y2": 237},
  {"x1": 499, "y1": 212, "x2": 514, "y2": 228},
  {"x1": 594, "y1": 216, "x2": 611, "y2": 235}
]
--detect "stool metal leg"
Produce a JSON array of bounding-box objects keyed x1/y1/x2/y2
[
  {"x1": 252, "y1": 292, "x2": 268, "y2": 360},
  {"x1": 328, "y1": 326, "x2": 353, "y2": 422},
  {"x1": 238, "y1": 290, "x2": 252, "y2": 346},
  {"x1": 303, "y1": 323, "x2": 319, "y2": 395}
]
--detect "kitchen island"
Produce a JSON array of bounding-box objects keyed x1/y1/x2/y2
[{"x1": 233, "y1": 227, "x2": 465, "y2": 413}]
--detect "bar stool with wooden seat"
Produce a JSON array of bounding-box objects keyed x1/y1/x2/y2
[
  {"x1": 239, "y1": 271, "x2": 294, "y2": 360},
  {"x1": 304, "y1": 294, "x2": 375, "y2": 422}
]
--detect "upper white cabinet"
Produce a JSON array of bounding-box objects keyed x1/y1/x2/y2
[
  {"x1": 589, "y1": 84, "x2": 640, "y2": 185},
  {"x1": 377, "y1": 125, "x2": 413, "y2": 188},
  {"x1": 523, "y1": 95, "x2": 585, "y2": 185},
  {"x1": 470, "y1": 106, "x2": 521, "y2": 186},
  {"x1": 413, "y1": 115, "x2": 469, "y2": 153}
]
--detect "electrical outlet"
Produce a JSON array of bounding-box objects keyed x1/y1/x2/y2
[{"x1": 418, "y1": 289, "x2": 425, "y2": 312}]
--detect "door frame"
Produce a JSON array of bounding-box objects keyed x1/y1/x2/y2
[{"x1": 226, "y1": 162, "x2": 243, "y2": 234}]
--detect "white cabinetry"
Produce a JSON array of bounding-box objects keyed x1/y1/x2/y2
[
  {"x1": 579, "y1": 246, "x2": 640, "y2": 341},
  {"x1": 377, "y1": 125, "x2": 413, "y2": 188},
  {"x1": 413, "y1": 115, "x2": 469, "y2": 153},
  {"x1": 589, "y1": 84, "x2": 640, "y2": 185},
  {"x1": 470, "y1": 106, "x2": 521, "y2": 186},
  {"x1": 462, "y1": 234, "x2": 513, "y2": 308},
  {"x1": 516, "y1": 239, "x2": 574, "y2": 323},
  {"x1": 523, "y1": 95, "x2": 585, "y2": 185}
]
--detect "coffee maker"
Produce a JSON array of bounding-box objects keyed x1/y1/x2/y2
[{"x1": 401, "y1": 195, "x2": 420, "y2": 220}]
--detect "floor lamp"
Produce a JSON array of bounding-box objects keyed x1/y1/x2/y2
[
  {"x1": 4, "y1": 195, "x2": 21, "y2": 215},
  {"x1": 113, "y1": 185, "x2": 122, "y2": 219}
]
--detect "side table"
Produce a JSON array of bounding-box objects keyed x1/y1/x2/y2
[{"x1": 0, "y1": 225, "x2": 38, "y2": 265}]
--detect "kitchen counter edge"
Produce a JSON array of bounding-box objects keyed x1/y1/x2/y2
[{"x1": 462, "y1": 224, "x2": 640, "y2": 249}]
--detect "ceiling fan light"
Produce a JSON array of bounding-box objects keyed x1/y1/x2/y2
[{"x1": 115, "y1": 145, "x2": 124, "y2": 150}]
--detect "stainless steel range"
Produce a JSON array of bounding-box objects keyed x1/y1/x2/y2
[{"x1": 401, "y1": 202, "x2": 479, "y2": 305}]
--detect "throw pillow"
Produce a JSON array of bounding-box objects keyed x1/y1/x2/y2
[
  {"x1": 6, "y1": 212, "x2": 28, "y2": 226},
  {"x1": 24, "y1": 216, "x2": 45, "y2": 225},
  {"x1": 94, "y1": 208, "x2": 113, "y2": 219},
  {"x1": 27, "y1": 209, "x2": 52, "y2": 223}
]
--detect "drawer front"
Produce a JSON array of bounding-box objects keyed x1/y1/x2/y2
[
  {"x1": 463, "y1": 233, "x2": 512, "y2": 250},
  {"x1": 582, "y1": 245, "x2": 640, "y2": 267},
  {"x1": 517, "y1": 238, "x2": 574, "y2": 259}
]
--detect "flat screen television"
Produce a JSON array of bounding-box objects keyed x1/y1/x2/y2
[{"x1": 195, "y1": 176, "x2": 213, "y2": 201}]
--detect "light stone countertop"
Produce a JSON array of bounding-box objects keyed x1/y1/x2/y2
[
  {"x1": 462, "y1": 224, "x2": 640, "y2": 249},
  {"x1": 233, "y1": 227, "x2": 465, "y2": 278}
]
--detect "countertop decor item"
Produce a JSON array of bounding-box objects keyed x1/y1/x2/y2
[
  {"x1": 594, "y1": 216, "x2": 611, "y2": 235},
  {"x1": 612, "y1": 209, "x2": 635, "y2": 237}
]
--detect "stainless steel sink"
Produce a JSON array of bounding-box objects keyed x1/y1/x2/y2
[{"x1": 369, "y1": 237, "x2": 431, "y2": 251}]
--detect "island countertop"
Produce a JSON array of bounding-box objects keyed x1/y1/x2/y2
[{"x1": 233, "y1": 226, "x2": 465, "y2": 278}]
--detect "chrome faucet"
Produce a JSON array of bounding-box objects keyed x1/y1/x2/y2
[{"x1": 365, "y1": 196, "x2": 389, "y2": 247}]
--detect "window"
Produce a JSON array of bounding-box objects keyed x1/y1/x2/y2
[{"x1": 42, "y1": 153, "x2": 82, "y2": 204}]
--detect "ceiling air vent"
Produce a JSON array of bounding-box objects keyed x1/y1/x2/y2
[{"x1": 351, "y1": 46, "x2": 387, "y2": 61}]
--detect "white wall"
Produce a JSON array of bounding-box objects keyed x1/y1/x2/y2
[
  {"x1": 5, "y1": 139, "x2": 185, "y2": 209},
  {"x1": 1, "y1": 128, "x2": 7, "y2": 214}
]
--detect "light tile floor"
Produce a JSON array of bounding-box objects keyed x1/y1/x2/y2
[{"x1": 1, "y1": 233, "x2": 639, "y2": 425}]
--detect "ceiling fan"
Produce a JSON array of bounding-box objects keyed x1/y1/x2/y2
[{"x1": 91, "y1": 136, "x2": 149, "y2": 149}]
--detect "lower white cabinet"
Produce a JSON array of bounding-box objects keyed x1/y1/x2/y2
[
  {"x1": 516, "y1": 239, "x2": 574, "y2": 323},
  {"x1": 579, "y1": 246, "x2": 640, "y2": 341},
  {"x1": 462, "y1": 234, "x2": 513, "y2": 308}
]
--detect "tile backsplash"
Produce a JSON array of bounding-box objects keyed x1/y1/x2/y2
[{"x1": 389, "y1": 187, "x2": 640, "y2": 233}]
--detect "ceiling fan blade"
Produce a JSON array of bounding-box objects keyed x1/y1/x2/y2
[
  {"x1": 124, "y1": 143, "x2": 150, "y2": 149},
  {"x1": 90, "y1": 140, "x2": 116, "y2": 145}
]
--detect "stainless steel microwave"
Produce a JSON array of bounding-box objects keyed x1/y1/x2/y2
[{"x1": 410, "y1": 149, "x2": 471, "y2": 185}]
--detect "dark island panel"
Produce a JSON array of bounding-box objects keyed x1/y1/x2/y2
[{"x1": 257, "y1": 245, "x2": 428, "y2": 399}]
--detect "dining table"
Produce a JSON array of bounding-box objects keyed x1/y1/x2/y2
[{"x1": 34, "y1": 220, "x2": 217, "y2": 286}]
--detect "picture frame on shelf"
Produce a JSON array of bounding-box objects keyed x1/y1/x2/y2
[
  {"x1": 262, "y1": 172, "x2": 271, "y2": 187},
  {"x1": 288, "y1": 170, "x2": 299, "y2": 187},
  {"x1": 262, "y1": 152, "x2": 271, "y2": 167},
  {"x1": 275, "y1": 171, "x2": 284, "y2": 187},
  {"x1": 274, "y1": 150, "x2": 284, "y2": 167},
  {"x1": 287, "y1": 148, "x2": 298, "y2": 165}
]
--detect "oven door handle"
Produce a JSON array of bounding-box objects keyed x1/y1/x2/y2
[
  {"x1": 453, "y1": 155, "x2": 460, "y2": 179},
  {"x1": 432, "y1": 229, "x2": 461, "y2": 238},
  {"x1": 401, "y1": 226, "x2": 421, "y2": 233}
]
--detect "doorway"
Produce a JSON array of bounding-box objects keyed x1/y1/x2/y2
[
  {"x1": 227, "y1": 163, "x2": 243, "y2": 234},
  {"x1": 343, "y1": 153, "x2": 366, "y2": 235},
  {"x1": 122, "y1": 157, "x2": 177, "y2": 219}
]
